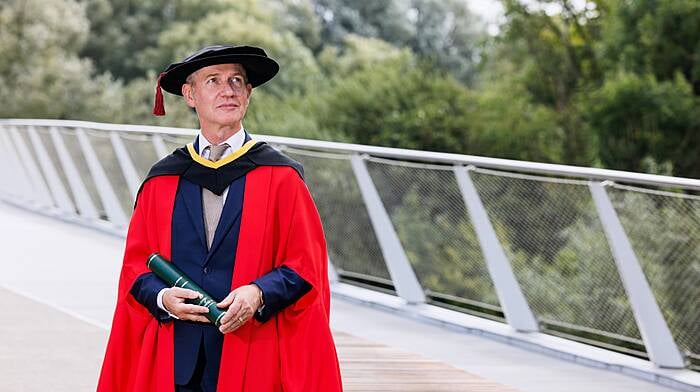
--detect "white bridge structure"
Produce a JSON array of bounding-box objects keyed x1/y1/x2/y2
[{"x1": 0, "y1": 119, "x2": 698, "y2": 391}]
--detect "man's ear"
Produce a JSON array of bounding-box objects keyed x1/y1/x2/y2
[{"x1": 182, "y1": 83, "x2": 196, "y2": 108}]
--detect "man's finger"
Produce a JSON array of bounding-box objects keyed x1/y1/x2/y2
[
  {"x1": 180, "y1": 304, "x2": 209, "y2": 314},
  {"x1": 219, "y1": 321, "x2": 234, "y2": 333},
  {"x1": 226, "y1": 296, "x2": 243, "y2": 316},
  {"x1": 219, "y1": 310, "x2": 233, "y2": 326},
  {"x1": 170, "y1": 287, "x2": 202, "y2": 299},
  {"x1": 218, "y1": 304, "x2": 241, "y2": 325},
  {"x1": 219, "y1": 316, "x2": 245, "y2": 334},
  {"x1": 184, "y1": 314, "x2": 210, "y2": 323},
  {"x1": 217, "y1": 292, "x2": 236, "y2": 308}
]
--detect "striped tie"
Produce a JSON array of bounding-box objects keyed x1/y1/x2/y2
[{"x1": 202, "y1": 143, "x2": 229, "y2": 249}]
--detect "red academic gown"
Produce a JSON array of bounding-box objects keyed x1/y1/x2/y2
[{"x1": 97, "y1": 165, "x2": 343, "y2": 391}]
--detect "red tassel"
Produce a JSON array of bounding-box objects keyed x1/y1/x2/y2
[{"x1": 152, "y1": 72, "x2": 166, "y2": 116}]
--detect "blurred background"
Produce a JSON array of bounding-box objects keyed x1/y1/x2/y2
[
  {"x1": 2, "y1": 0, "x2": 698, "y2": 179},
  {"x1": 1, "y1": 1, "x2": 699, "y2": 387}
]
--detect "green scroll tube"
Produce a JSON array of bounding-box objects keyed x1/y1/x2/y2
[{"x1": 146, "y1": 253, "x2": 227, "y2": 327}]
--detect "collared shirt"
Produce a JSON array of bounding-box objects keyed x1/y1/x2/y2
[{"x1": 197, "y1": 127, "x2": 247, "y2": 203}]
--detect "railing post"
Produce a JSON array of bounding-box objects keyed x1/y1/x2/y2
[
  {"x1": 328, "y1": 255, "x2": 340, "y2": 284},
  {"x1": 589, "y1": 181, "x2": 685, "y2": 368},
  {"x1": 75, "y1": 128, "x2": 128, "y2": 228},
  {"x1": 49, "y1": 127, "x2": 100, "y2": 221},
  {"x1": 350, "y1": 154, "x2": 425, "y2": 304},
  {"x1": 453, "y1": 165, "x2": 539, "y2": 332},
  {"x1": 0, "y1": 128, "x2": 8, "y2": 197},
  {"x1": 109, "y1": 131, "x2": 141, "y2": 201},
  {"x1": 152, "y1": 134, "x2": 169, "y2": 158},
  {"x1": 0, "y1": 127, "x2": 33, "y2": 200},
  {"x1": 27, "y1": 126, "x2": 75, "y2": 215},
  {"x1": 8, "y1": 126, "x2": 54, "y2": 208}
]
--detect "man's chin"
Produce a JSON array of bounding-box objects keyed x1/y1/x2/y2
[{"x1": 210, "y1": 113, "x2": 244, "y2": 124}]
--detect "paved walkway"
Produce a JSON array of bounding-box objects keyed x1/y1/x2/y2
[
  {"x1": 0, "y1": 288, "x2": 106, "y2": 391},
  {"x1": 0, "y1": 202, "x2": 679, "y2": 391},
  {"x1": 0, "y1": 287, "x2": 516, "y2": 392}
]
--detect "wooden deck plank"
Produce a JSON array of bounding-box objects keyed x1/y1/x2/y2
[{"x1": 334, "y1": 331, "x2": 519, "y2": 392}]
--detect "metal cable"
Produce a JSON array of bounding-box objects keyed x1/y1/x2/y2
[{"x1": 608, "y1": 186, "x2": 700, "y2": 356}]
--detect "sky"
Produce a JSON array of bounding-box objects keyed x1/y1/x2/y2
[
  {"x1": 467, "y1": 0, "x2": 505, "y2": 24},
  {"x1": 466, "y1": 0, "x2": 505, "y2": 35}
]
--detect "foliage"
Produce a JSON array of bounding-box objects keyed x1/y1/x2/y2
[
  {"x1": 5, "y1": 0, "x2": 697, "y2": 178},
  {"x1": 79, "y1": 0, "x2": 268, "y2": 81},
  {"x1": 313, "y1": 0, "x2": 485, "y2": 83},
  {"x1": 586, "y1": 71, "x2": 698, "y2": 175},
  {"x1": 489, "y1": 0, "x2": 700, "y2": 177},
  {"x1": 600, "y1": 0, "x2": 700, "y2": 93},
  {"x1": 611, "y1": 189, "x2": 700, "y2": 355},
  {"x1": 597, "y1": 0, "x2": 700, "y2": 177},
  {"x1": 0, "y1": 0, "x2": 123, "y2": 121},
  {"x1": 469, "y1": 75, "x2": 566, "y2": 163},
  {"x1": 318, "y1": 42, "x2": 476, "y2": 153}
]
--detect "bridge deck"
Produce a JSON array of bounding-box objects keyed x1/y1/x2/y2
[
  {"x1": 336, "y1": 331, "x2": 517, "y2": 391},
  {"x1": 0, "y1": 202, "x2": 678, "y2": 392},
  {"x1": 1, "y1": 287, "x2": 515, "y2": 391}
]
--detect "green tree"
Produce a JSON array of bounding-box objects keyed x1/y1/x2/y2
[
  {"x1": 490, "y1": 0, "x2": 700, "y2": 177},
  {"x1": 600, "y1": 0, "x2": 700, "y2": 94},
  {"x1": 408, "y1": 0, "x2": 484, "y2": 84},
  {"x1": 265, "y1": 0, "x2": 324, "y2": 54},
  {"x1": 314, "y1": 0, "x2": 413, "y2": 46},
  {"x1": 318, "y1": 37, "x2": 475, "y2": 153},
  {"x1": 596, "y1": 0, "x2": 700, "y2": 177},
  {"x1": 481, "y1": 0, "x2": 604, "y2": 165},
  {"x1": 0, "y1": 0, "x2": 123, "y2": 121},
  {"x1": 497, "y1": 0, "x2": 604, "y2": 109},
  {"x1": 317, "y1": 34, "x2": 568, "y2": 162},
  {"x1": 586, "y1": 71, "x2": 698, "y2": 175},
  {"x1": 470, "y1": 73, "x2": 566, "y2": 163},
  {"x1": 323, "y1": 64, "x2": 474, "y2": 153},
  {"x1": 79, "y1": 0, "x2": 263, "y2": 81},
  {"x1": 313, "y1": 0, "x2": 484, "y2": 83}
]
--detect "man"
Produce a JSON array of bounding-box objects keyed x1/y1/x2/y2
[{"x1": 98, "y1": 45, "x2": 343, "y2": 391}]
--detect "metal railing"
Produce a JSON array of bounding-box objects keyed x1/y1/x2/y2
[{"x1": 1, "y1": 118, "x2": 698, "y2": 371}]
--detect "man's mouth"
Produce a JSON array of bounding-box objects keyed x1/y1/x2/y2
[{"x1": 217, "y1": 103, "x2": 240, "y2": 109}]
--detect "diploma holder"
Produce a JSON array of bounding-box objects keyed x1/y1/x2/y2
[{"x1": 147, "y1": 253, "x2": 227, "y2": 326}]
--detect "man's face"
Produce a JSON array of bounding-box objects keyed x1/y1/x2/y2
[{"x1": 181, "y1": 63, "x2": 253, "y2": 130}]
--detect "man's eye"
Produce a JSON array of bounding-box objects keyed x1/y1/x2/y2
[{"x1": 206, "y1": 78, "x2": 216, "y2": 84}]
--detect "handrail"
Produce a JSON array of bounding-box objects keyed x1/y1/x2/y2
[
  {"x1": 2, "y1": 118, "x2": 698, "y2": 191},
  {"x1": 1, "y1": 117, "x2": 697, "y2": 374}
]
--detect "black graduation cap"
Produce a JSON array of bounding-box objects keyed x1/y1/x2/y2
[{"x1": 152, "y1": 45, "x2": 280, "y2": 116}]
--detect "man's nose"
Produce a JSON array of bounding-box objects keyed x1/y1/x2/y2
[{"x1": 221, "y1": 81, "x2": 236, "y2": 96}]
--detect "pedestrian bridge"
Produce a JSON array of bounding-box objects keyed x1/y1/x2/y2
[{"x1": 0, "y1": 119, "x2": 699, "y2": 391}]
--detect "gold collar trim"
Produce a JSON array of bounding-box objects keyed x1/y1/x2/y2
[{"x1": 187, "y1": 139, "x2": 258, "y2": 169}]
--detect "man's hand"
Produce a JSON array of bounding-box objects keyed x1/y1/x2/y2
[
  {"x1": 217, "y1": 284, "x2": 262, "y2": 334},
  {"x1": 162, "y1": 287, "x2": 210, "y2": 323}
]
